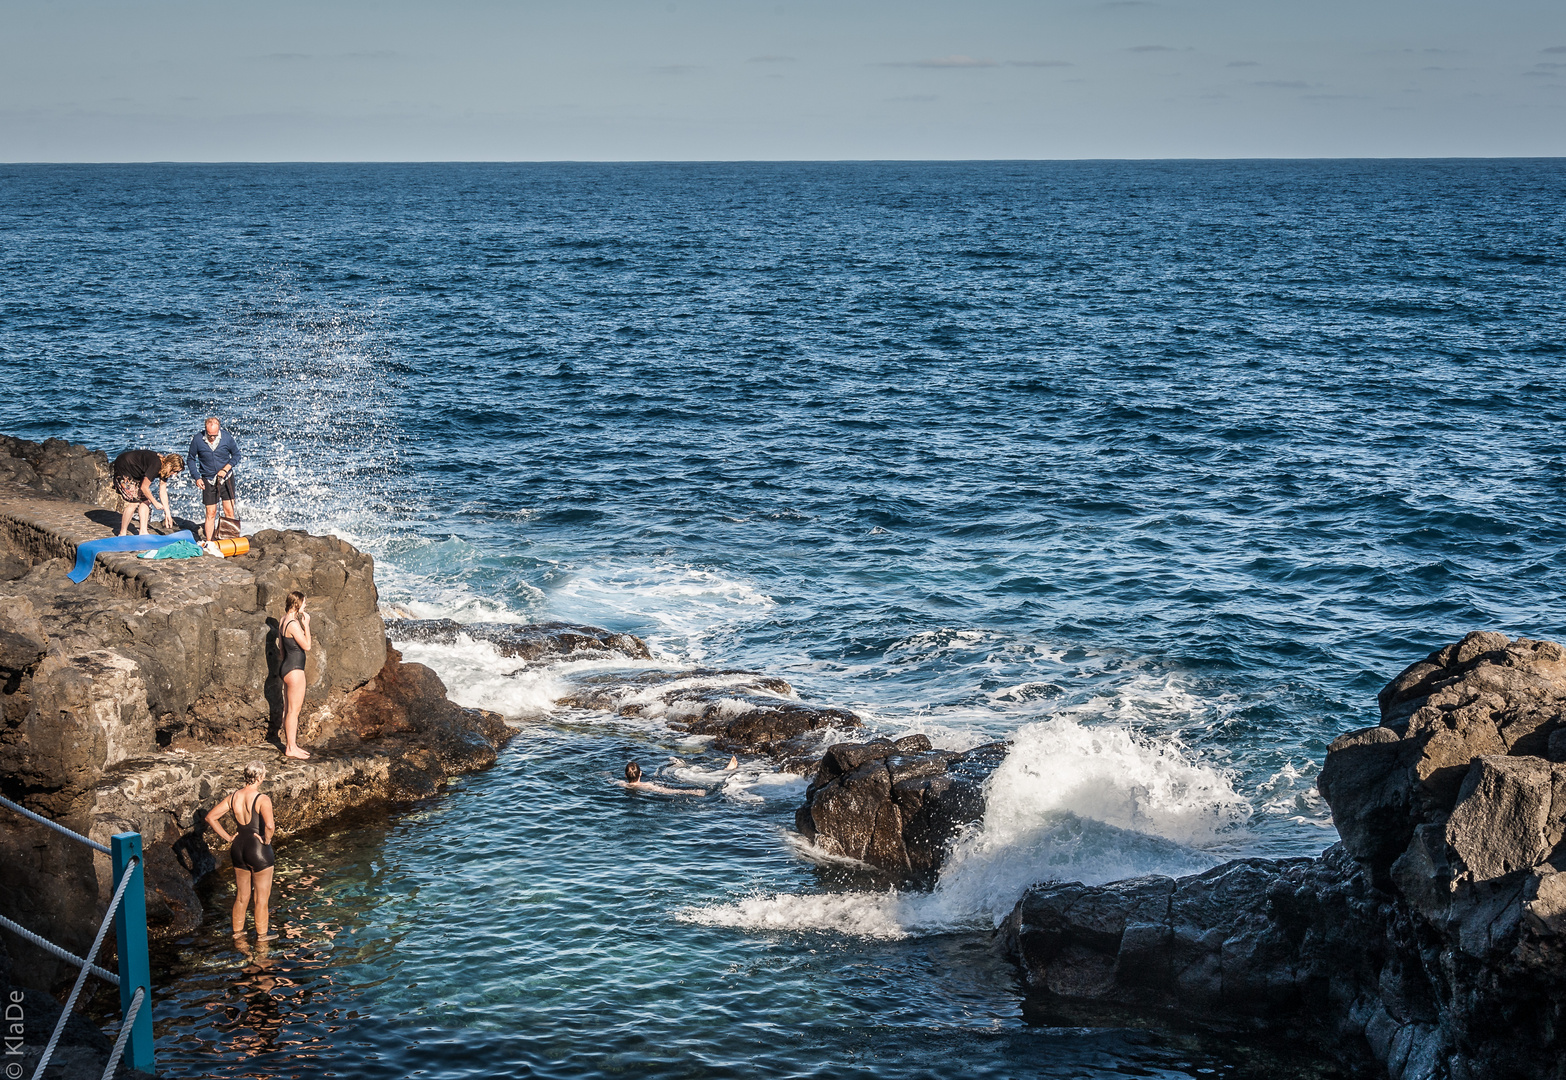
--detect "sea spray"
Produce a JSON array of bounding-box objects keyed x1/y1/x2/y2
[
  {"x1": 393, "y1": 634, "x2": 672, "y2": 719},
  {"x1": 682, "y1": 716, "x2": 1249, "y2": 938},
  {"x1": 552, "y1": 562, "x2": 777, "y2": 660}
]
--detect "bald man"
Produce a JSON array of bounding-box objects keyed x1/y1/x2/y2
[{"x1": 189, "y1": 416, "x2": 241, "y2": 541}]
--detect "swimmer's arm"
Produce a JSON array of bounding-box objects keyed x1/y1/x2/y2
[
  {"x1": 204, "y1": 796, "x2": 234, "y2": 844},
  {"x1": 258, "y1": 794, "x2": 275, "y2": 844},
  {"x1": 294, "y1": 613, "x2": 312, "y2": 651}
]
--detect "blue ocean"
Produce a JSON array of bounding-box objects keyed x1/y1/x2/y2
[{"x1": 2, "y1": 160, "x2": 1564, "y2": 1078}]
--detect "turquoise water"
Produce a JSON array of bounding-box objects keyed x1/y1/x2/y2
[
  {"x1": 3, "y1": 160, "x2": 1564, "y2": 1076},
  {"x1": 149, "y1": 727, "x2": 1325, "y2": 1079}
]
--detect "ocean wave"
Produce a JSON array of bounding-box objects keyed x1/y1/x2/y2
[{"x1": 683, "y1": 714, "x2": 1248, "y2": 938}]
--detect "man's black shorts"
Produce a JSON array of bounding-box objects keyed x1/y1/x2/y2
[{"x1": 201, "y1": 475, "x2": 236, "y2": 506}]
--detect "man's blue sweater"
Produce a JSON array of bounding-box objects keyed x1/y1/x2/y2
[{"x1": 188, "y1": 429, "x2": 241, "y2": 481}]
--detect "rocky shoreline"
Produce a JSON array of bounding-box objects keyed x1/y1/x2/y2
[
  {"x1": 0, "y1": 436, "x2": 512, "y2": 999},
  {"x1": 6, "y1": 434, "x2": 1563, "y2": 1080},
  {"x1": 997, "y1": 632, "x2": 1566, "y2": 1080}
]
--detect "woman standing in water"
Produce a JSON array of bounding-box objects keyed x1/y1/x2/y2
[
  {"x1": 278, "y1": 591, "x2": 311, "y2": 760},
  {"x1": 204, "y1": 762, "x2": 278, "y2": 939}
]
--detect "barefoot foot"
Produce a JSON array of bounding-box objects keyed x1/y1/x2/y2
[{"x1": 284, "y1": 746, "x2": 311, "y2": 760}]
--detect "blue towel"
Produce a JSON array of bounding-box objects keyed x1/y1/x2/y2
[{"x1": 68, "y1": 530, "x2": 197, "y2": 583}]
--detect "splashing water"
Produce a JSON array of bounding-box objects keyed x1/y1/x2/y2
[{"x1": 683, "y1": 714, "x2": 1249, "y2": 939}]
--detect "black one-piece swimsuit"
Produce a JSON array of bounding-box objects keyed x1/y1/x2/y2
[
  {"x1": 279, "y1": 618, "x2": 306, "y2": 677},
  {"x1": 230, "y1": 793, "x2": 276, "y2": 872}
]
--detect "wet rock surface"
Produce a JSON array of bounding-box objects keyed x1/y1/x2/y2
[
  {"x1": 390, "y1": 618, "x2": 863, "y2": 767},
  {"x1": 557, "y1": 668, "x2": 860, "y2": 767},
  {"x1": 795, "y1": 736, "x2": 1009, "y2": 877},
  {"x1": 387, "y1": 617, "x2": 652, "y2": 662},
  {"x1": 1000, "y1": 631, "x2": 1566, "y2": 1080}
]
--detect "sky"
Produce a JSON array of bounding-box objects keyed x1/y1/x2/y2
[{"x1": 2, "y1": 0, "x2": 1564, "y2": 161}]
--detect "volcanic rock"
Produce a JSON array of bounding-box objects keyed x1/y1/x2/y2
[
  {"x1": 387, "y1": 617, "x2": 653, "y2": 662},
  {"x1": 999, "y1": 632, "x2": 1566, "y2": 1080},
  {"x1": 558, "y1": 668, "x2": 860, "y2": 766},
  {"x1": 794, "y1": 736, "x2": 1008, "y2": 876},
  {"x1": 0, "y1": 436, "x2": 116, "y2": 510},
  {"x1": 0, "y1": 463, "x2": 512, "y2": 994},
  {"x1": 1319, "y1": 632, "x2": 1566, "y2": 885}
]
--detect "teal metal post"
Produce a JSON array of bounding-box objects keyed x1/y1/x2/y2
[{"x1": 110, "y1": 832, "x2": 155, "y2": 1074}]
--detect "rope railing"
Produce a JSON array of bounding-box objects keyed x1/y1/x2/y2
[
  {"x1": 30, "y1": 855, "x2": 138, "y2": 1080},
  {"x1": 0, "y1": 911, "x2": 119, "y2": 985},
  {"x1": 0, "y1": 793, "x2": 111, "y2": 853},
  {"x1": 101, "y1": 986, "x2": 146, "y2": 1080},
  {"x1": 0, "y1": 800, "x2": 156, "y2": 1076}
]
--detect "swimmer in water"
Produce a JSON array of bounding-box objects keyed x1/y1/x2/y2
[{"x1": 616, "y1": 761, "x2": 706, "y2": 796}]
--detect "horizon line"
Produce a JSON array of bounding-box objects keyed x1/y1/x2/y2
[{"x1": 3, "y1": 155, "x2": 1565, "y2": 166}]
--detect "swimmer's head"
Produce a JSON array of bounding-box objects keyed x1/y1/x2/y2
[
  {"x1": 624, "y1": 761, "x2": 642, "y2": 783},
  {"x1": 243, "y1": 762, "x2": 267, "y2": 784},
  {"x1": 285, "y1": 590, "x2": 306, "y2": 613}
]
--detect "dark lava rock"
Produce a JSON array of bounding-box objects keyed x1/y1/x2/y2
[
  {"x1": 386, "y1": 618, "x2": 652, "y2": 662},
  {"x1": 1320, "y1": 631, "x2": 1566, "y2": 884},
  {"x1": 1000, "y1": 632, "x2": 1566, "y2": 1080},
  {"x1": 795, "y1": 736, "x2": 1009, "y2": 877},
  {"x1": 557, "y1": 668, "x2": 859, "y2": 766},
  {"x1": 0, "y1": 435, "x2": 117, "y2": 510},
  {"x1": 0, "y1": 935, "x2": 147, "y2": 1079}
]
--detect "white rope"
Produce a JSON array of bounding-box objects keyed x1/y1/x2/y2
[
  {"x1": 0, "y1": 794, "x2": 111, "y2": 854},
  {"x1": 99, "y1": 985, "x2": 145, "y2": 1080},
  {"x1": 31, "y1": 856, "x2": 138, "y2": 1080},
  {"x1": 0, "y1": 912, "x2": 119, "y2": 985}
]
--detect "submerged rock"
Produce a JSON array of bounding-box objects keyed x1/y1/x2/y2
[
  {"x1": 387, "y1": 617, "x2": 652, "y2": 662},
  {"x1": 795, "y1": 736, "x2": 1008, "y2": 877},
  {"x1": 557, "y1": 668, "x2": 860, "y2": 767},
  {"x1": 999, "y1": 631, "x2": 1566, "y2": 1080}
]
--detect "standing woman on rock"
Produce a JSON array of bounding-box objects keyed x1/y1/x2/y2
[
  {"x1": 204, "y1": 762, "x2": 278, "y2": 940},
  {"x1": 278, "y1": 591, "x2": 312, "y2": 760}
]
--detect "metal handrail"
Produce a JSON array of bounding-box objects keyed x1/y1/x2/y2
[{"x1": 0, "y1": 799, "x2": 155, "y2": 1075}]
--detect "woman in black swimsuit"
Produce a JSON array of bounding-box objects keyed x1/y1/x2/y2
[
  {"x1": 204, "y1": 762, "x2": 278, "y2": 939},
  {"x1": 278, "y1": 591, "x2": 312, "y2": 760}
]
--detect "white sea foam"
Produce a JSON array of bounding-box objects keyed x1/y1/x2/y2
[
  {"x1": 1256, "y1": 762, "x2": 1334, "y2": 828},
  {"x1": 551, "y1": 563, "x2": 774, "y2": 659},
  {"x1": 681, "y1": 715, "x2": 1250, "y2": 939},
  {"x1": 380, "y1": 587, "x2": 537, "y2": 627},
  {"x1": 684, "y1": 889, "x2": 916, "y2": 938},
  {"x1": 592, "y1": 671, "x2": 793, "y2": 718},
  {"x1": 391, "y1": 635, "x2": 666, "y2": 719}
]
